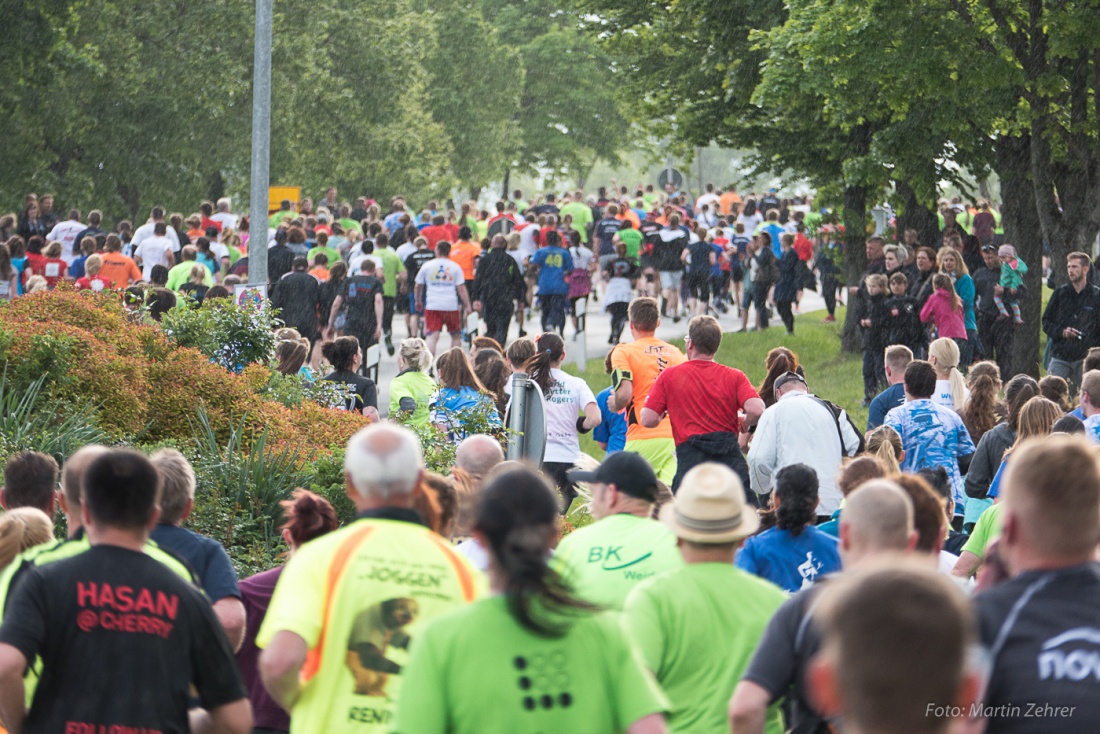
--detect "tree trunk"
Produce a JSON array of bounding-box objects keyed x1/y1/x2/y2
[
  {"x1": 467, "y1": 186, "x2": 481, "y2": 203},
  {"x1": 840, "y1": 184, "x2": 868, "y2": 352},
  {"x1": 996, "y1": 134, "x2": 1042, "y2": 378},
  {"x1": 894, "y1": 177, "x2": 939, "y2": 247},
  {"x1": 501, "y1": 168, "x2": 511, "y2": 199},
  {"x1": 207, "y1": 170, "x2": 226, "y2": 203}
]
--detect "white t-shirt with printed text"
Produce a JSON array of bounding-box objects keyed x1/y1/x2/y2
[{"x1": 415, "y1": 257, "x2": 465, "y2": 312}]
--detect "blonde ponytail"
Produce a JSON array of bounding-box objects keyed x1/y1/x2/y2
[{"x1": 930, "y1": 337, "x2": 967, "y2": 411}]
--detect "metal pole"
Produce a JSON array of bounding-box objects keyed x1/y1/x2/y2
[
  {"x1": 506, "y1": 373, "x2": 528, "y2": 461},
  {"x1": 247, "y1": 0, "x2": 272, "y2": 287}
]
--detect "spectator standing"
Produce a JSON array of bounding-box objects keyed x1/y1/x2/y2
[
  {"x1": 859, "y1": 274, "x2": 890, "y2": 405},
  {"x1": 884, "y1": 360, "x2": 976, "y2": 522},
  {"x1": 1042, "y1": 251, "x2": 1100, "y2": 391},
  {"x1": 641, "y1": 315, "x2": 764, "y2": 492},
  {"x1": 974, "y1": 244, "x2": 1016, "y2": 374}
]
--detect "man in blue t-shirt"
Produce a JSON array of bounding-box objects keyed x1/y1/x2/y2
[
  {"x1": 867, "y1": 345, "x2": 913, "y2": 430},
  {"x1": 760, "y1": 210, "x2": 786, "y2": 258},
  {"x1": 884, "y1": 360, "x2": 976, "y2": 517},
  {"x1": 530, "y1": 230, "x2": 573, "y2": 335},
  {"x1": 148, "y1": 449, "x2": 245, "y2": 651}
]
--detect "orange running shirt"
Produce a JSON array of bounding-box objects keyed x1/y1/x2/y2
[
  {"x1": 611, "y1": 336, "x2": 685, "y2": 441},
  {"x1": 449, "y1": 240, "x2": 480, "y2": 281}
]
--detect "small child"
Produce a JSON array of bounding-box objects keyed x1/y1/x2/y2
[
  {"x1": 995, "y1": 244, "x2": 1027, "y2": 324},
  {"x1": 859, "y1": 273, "x2": 890, "y2": 403},
  {"x1": 884, "y1": 272, "x2": 924, "y2": 353}
]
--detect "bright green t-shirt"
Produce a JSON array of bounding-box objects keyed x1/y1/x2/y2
[
  {"x1": 617, "y1": 229, "x2": 643, "y2": 261},
  {"x1": 270, "y1": 210, "x2": 295, "y2": 228},
  {"x1": 393, "y1": 596, "x2": 667, "y2": 733},
  {"x1": 166, "y1": 260, "x2": 213, "y2": 291},
  {"x1": 642, "y1": 193, "x2": 661, "y2": 210},
  {"x1": 339, "y1": 217, "x2": 363, "y2": 235},
  {"x1": 389, "y1": 370, "x2": 436, "y2": 427},
  {"x1": 553, "y1": 514, "x2": 683, "y2": 611},
  {"x1": 257, "y1": 518, "x2": 484, "y2": 734},
  {"x1": 308, "y1": 245, "x2": 342, "y2": 268},
  {"x1": 623, "y1": 563, "x2": 787, "y2": 734},
  {"x1": 559, "y1": 202, "x2": 594, "y2": 243},
  {"x1": 375, "y1": 247, "x2": 406, "y2": 298},
  {"x1": 961, "y1": 502, "x2": 1003, "y2": 559}
]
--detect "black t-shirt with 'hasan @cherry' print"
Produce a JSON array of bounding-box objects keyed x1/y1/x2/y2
[{"x1": 0, "y1": 544, "x2": 245, "y2": 734}]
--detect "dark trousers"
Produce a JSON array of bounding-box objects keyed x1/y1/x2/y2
[
  {"x1": 822, "y1": 276, "x2": 839, "y2": 315},
  {"x1": 673, "y1": 434, "x2": 755, "y2": 505},
  {"x1": 977, "y1": 314, "x2": 1015, "y2": 376},
  {"x1": 862, "y1": 349, "x2": 884, "y2": 400},
  {"x1": 608, "y1": 302, "x2": 629, "y2": 343},
  {"x1": 753, "y1": 282, "x2": 770, "y2": 329},
  {"x1": 776, "y1": 300, "x2": 795, "y2": 332},
  {"x1": 541, "y1": 293, "x2": 568, "y2": 334},
  {"x1": 542, "y1": 461, "x2": 577, "y2": 514},
  {"x1": 381, "y1": 295, "x2": 396, "y2": 336},
  {"x1": 483, "y1": 302, "x2": 512, "y2": 346}
]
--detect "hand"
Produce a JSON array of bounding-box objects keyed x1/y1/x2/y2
[
  {"x1": 473, "y1": 300, "x2": 482, "y2": 312},
  {"x1": 849, "y1": 286, "x2": 860, "y2": 296},
  {"x1": 993, "y1": 285, "x2": 1004, "y2": 296},
  {"x1": 1064, "y1": 327, "x2": 1081, "y2": 339},
  {"x1": 323, "y1": 326, "x2": 334, "y2": 340},
  {"x1": 860, "y1": 319, "x2": 871, "y2": 327},
  {"x1": 891, "y1": 308, "x2": 899, "y2": 317},
  {"x1": 738, "y1": 432, "x2": 750, "y2": 452},
  {"x1": 374, "y1": 327, "x2": 381, "y2": 341}
]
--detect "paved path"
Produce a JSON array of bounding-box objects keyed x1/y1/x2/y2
[{"x1": 372, "y1": 286, "x2": 829, "y2": 417}]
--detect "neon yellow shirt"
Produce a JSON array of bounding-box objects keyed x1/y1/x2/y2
[
  {"x1": 389, "y1": 370, "x2": 436, "y2": 427},
  {"x1": 553, "y1": 514, "x2": 683, "y2": 610},
  {"x1": 393, "y1": 596, "x2": 667, "y2": 733},
  {"x1": 559, "y1": 202, "x2": 594, "y2": 243},
  {"x1": 257, "y1": 518, "x2": 483, "y2": 734},
  {"x1": 623, "y1": 563, "x2": 786, "y2": 734},
  {"x1": 961, "y1": 502, "x2": 1003, "y2": 559}
]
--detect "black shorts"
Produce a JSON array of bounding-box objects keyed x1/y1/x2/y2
[
  {"x1": 686, "y1": 273, "x2": 710, "y2": 300},
  {"x1": 731, "y1": 267, "x2": 745, "y2": 283}
]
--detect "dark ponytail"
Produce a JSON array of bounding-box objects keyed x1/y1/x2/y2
[
  {"x1": 476, "y1": 468, "x2": 596, "y2": 637},
  {"x1": 280, "y1": 488, "x2": 339, "y2": 547},
  {"x1": 758, "y1": 347, "x2": 802, "y2": 408},
  {"x1": 774, "y1": 463, "x2": 819, "y2": 535},
  {"x1": 524, "y1": 333, "x2": 564, "y2": 393}
]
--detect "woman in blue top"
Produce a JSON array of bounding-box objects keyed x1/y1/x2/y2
[
  {"x1": 735, "y1": 463, "x2": 841, "y2": 592},
  {"x1": 430, "y1": 347, "x2": 501, "y2": 441},
  {"x1": 938, "y1": 244, "x2": 976, "y2": 367}
]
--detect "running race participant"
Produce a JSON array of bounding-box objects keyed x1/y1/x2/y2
[
  {"x1": 609, "y1": 297, "x2": 686, "y2": 485},
  {"x1": 414, "y1": 241, "x2": 471, "y2": 354},
  {"x1": 258, "y1": 424, "x2": 482, "y2": 734},
  {"x1": 531, "y1": 230, "x2": 573, "y2": 336}
]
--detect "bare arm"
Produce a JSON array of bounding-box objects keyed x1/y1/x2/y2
[
  {"x1": 328, "y1": 295, "x2": 345, "y2": 332},
  {"x1": 213, "y1": 597, "x2": 246, "y2": 652},
  {"x1": 582, "y1": 401, "x2": 602, "y2": 431},
  {"x1": 607, "y1": 380, "x2": 633, "y2": 414},
  {"x1": 188, "y1": 699, "x2": 253, "y2": 734},
  {"x1": 626, "y1": 713, "x2": 668, "y2": 734},
  {"x1": 0, "y1": 644, "x2": 27, "y2": 734},
  {"x1": 364, "y1": 405, "x2": 380, "y2": 422},
  {"x1": 414, "y1": 283, "x2": 424, "y2": 312},
  {"x1": 639, "y1": 406, "x2": 662, "y2": 429},
  {"x1": 728, "y1": 680, "x2": 771, "y2": 734},
  {"x1": 951, "y1": 550, "x2": 982, "y2": 579},
  {"x1": 743, "y1": 397, "x2": 766, "y2": 428},
  {"x1": 457, "y1": 283, "x2": 472, "y2": 312},
  {"x1": 260, "y1": 630, "x2": 309, "y2": 712}
]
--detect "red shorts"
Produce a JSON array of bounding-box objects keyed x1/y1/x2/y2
[{"x1": 424, "y1": 309, "x2": 460, "y2": 334}]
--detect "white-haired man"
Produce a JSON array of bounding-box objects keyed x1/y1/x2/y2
[{"x1": 259, "y1": 423, "x2": 483, "y2": 733}]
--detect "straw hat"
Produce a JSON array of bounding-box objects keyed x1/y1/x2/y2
[{"x1": 660, "y1": 463, "x2": 759, "y2": 543}]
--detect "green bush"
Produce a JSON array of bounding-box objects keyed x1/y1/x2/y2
[
  {"x1": 0, "y1": 367, "x2": 109, "y2": 466},
  {"x1": 160, "y1": 299, "x2": 279, "y2": 373},
  {"x1": 257, "y1": 369, "x2": 355, "y2": 411}
]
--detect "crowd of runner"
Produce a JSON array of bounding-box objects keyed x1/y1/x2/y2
[{"x1": 0, "y1": 184, "x2": 1099, "y2": 734}]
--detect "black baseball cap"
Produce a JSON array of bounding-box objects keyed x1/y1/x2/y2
[
  {"x1": 568, "y1": 452, "x2": 659, "y2": 502},
  {"x1": 981, "y1": 243, "x2": 997, "y2": 253},
  {"x1": 773, "y1": 371, "x2": 807, "y2": 392}
]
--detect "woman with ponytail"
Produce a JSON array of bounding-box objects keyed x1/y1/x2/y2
[
  {"x1": 865, "y1": 425, "x2": 905, "y2": 474},
  {"x1": 757, "y1": 347, "x2": 803, "y2": 409},
  {"x1": 927, "y1": 337, "x2": 969, "y2": 411},
  {"x1": 961, "y1": 361, "x2": 1002, "y2": 443},
  {"x1": 735, "y1": 463, "x2": 841, "y2": 592},
  {"x1": 389, "y1": 337, "x2": 435, "y2": 427},
  {"x1": 524, "y1": 333, "x2": 601, "y2": 511},
  {"x1": 0, "y1": 508, "x2": 52, "y2": 572},
  {"x1": 394, "y1": 467, "x2": 667, "y2": 734},
  {"x1": 237, "y1": 489, "x2": 339, "y2": 733},
  {"x1": 430, "y1": 347, "x2": 502, "y2": 441},
  {"x1": 962, "y1": 374, "x2": 1038, "y2": 530}
]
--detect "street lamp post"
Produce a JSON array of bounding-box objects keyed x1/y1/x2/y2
[{"x1": 247, "y1": 0, "x2": 272, "y2": 287}]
